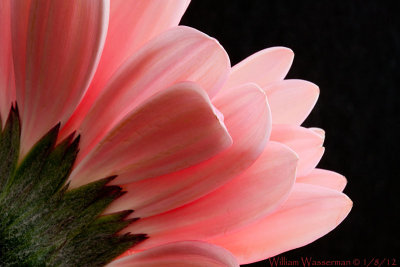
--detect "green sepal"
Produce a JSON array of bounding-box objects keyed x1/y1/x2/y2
[
  {"x1": 49, "y1": 211, "x2": 146, "y2": 267},
  {"x1": 0, "y1": 106, "x2": 20, "y2": 198},
  {"x1": 0, "y1": 122, "x2": 60, "y2": 227},
  {"x1": 0, "y1": 108, "x2": 147, "y2": 266}
]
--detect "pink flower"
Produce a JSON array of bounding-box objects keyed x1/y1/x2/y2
[{"x1": 0, "y1": 1, "x2": 351, "y2": 266}]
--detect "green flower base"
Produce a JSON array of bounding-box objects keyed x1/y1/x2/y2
[{"x1": 0, "y1": 106, "x2": 146, "y2": 266}]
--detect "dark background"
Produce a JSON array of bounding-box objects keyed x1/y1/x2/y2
[{"x1": 182, "y1": 1, "x2": 399, "y2": 266}]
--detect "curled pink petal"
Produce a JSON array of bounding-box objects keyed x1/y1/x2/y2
[
  {"x1": 70, "y1": 82, "x2": 232, "y2": 187},
  {"x1": 222, "y1": 47, "x2": 293, "y2": 92},
  {"x1": 108, "y1": 241, "x2": 239, "y2": 267},
  {"x1": 105, "y1": 83, "x2": 271, "y2": 217},
  {"x1": 265, "y1": 79, "x2": 319, "y2": 125},
  {"x1": 11, "y1": 0, "x2": 109, "y2": 157},
  {"x1": 297, "y1": 168, "x2": 347, "y2": 192},
  {"x1": 0, "y1": 0, "x2": 15, "y2": 125},
  {"x1": 60, "y1": 0, "x2": 190, "y2": 140},
  {"x1": 271, "y1": 124, "x2": 325, "y2": 177},
  {"x1": 76, "y1": 26, "x2": 230, "y2": 159},
  {"x1": 210, "y1": 183, "x2": 352, "y2": 264},
  {"x1": 122, "y1": 141, "x2": 297, "y2": 250}
]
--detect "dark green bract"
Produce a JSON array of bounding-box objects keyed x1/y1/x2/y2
[{"x1": 0, "y1": 107, "x2": 147, "y2": 266}]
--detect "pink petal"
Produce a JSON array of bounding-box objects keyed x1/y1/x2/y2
[
  {"x1": 309, "y1": 127, "x2": 325, "y2": 138},
  {"x1": 222, "y1": 47, "x2": 293, "y2": 92},
  {"x1": 297, "y1": 168, "x2": 347, "y2": 192},
  {"x1": 0, "y1": 0, "x2": 15, "y2": 125},
  {"x1": 105, "y1": 83, "x2": 271, "y2": 217},
  {"x1": 122, "y1": 141, "x2": 297, "y2": 250},
  {"x1": 210, "y1": 183, "x2": 352, "y2": 264},
  {"x1": 11, "y1": 0, "x2": 109, "y2": 157},
  {"x1": 75, "y1": 26, "x2": 230, "y2": 159},
  {"x1": 60, "y1": 0, "x2": 190, "y2": 140},
  {"x1": 270, "y1": 124, "x2": 325, "y2": 177},
  {"x1": 265, "y1": 79, "x2": 319, "y2": 125},
  {"x1": 69, "y1": 82, "x2": 232, "y2": 187},
  {"x1": 108, "y1": 241, "x2": 239, "y2": 267}
]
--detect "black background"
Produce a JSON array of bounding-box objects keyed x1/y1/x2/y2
[{"x1": 182, "y1": 1, "x2": 399, "y2": 266}]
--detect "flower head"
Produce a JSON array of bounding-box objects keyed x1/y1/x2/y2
[{"x1": 0, "y1": 1, "x2": 351, "y2": 266}]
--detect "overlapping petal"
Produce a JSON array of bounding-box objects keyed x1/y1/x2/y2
[
  {"x1": 121, "y1": 141, "x2": 297, "y2": 250},
  {"x1": 270, "y1": 124, "x2": 325, "y2": 177},
  {"x1": 222, "y1": 47, "x2": 294, "y2": 92},
  {"x1": 105, "y1": 83, "x2": 271, "y2": 217},
  {"x1": 61, "y1": 0, "x2": 190, "y2": 140},
  {"x1": 297, "y1": 168, "x2": 347, "y2": 192},
  {"x1": 209, "y1": 183, "x2": 352, "y2": 264},
  {"x1": 70, "y1": 82, "x2": 232, "y2": 187},
  {"x1": 0, "y1": 0, "x2": 15, "y2": 125},
  {"x1": 76, "y1": 26, "x2": 230, "y2": 159},
  {"x1": 108, "y1": 241, "x2": 239, "y2": 267},
  {"x1": 265, "y1": 79, "x2": 319, "y2": 125},
  {"x1": 10, "y1": 0, "x2": 109, "y2": 157}
]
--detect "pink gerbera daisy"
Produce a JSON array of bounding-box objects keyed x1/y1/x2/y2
[{"x1": 0, "y1": 1, "x2": 351, "y2": 266}]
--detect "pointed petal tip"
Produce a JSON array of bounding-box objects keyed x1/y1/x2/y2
[
  {"x1": 257, "y1": 46, "x2": 294, "y2": 58},
  {"x1": 309, "y1": 127, "x2": 325, "y2": 139},
  {"x1": 224, "y1": 46, "x2": 295, "y2": 92},
  {"x1": 344, "y1": 194, "x2": 353, "y2": 212},
  {"x1": 333, "y1": 191, "x2": 352, "y2": 227},
  {"x1": 271, "y1": 125, "x2": 325, "y2": 176},
  {"x1": 265, "y1": 79, "x2": 319, "y2": 125},
  {"x1": 297, "y1": 169, "x2": 348, "y2": 192},
  {"x1": 327, "y1": 172, "x2": 348, "y2": 192},
  {"x1": 276, "y1": 46, "x2": 294, "y2": 58},
  {"x1": 340, "y1": 175, "x2": 348, "y2": 191},
  {"x1": 263, "y1": 46, "x2": 294, "y2": 67}
]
